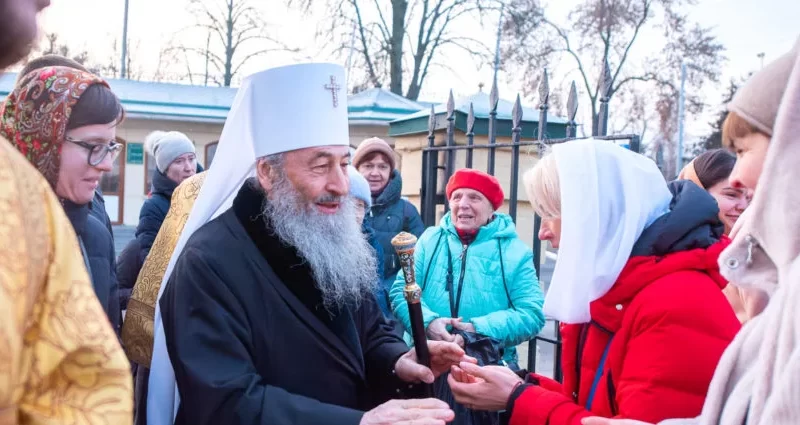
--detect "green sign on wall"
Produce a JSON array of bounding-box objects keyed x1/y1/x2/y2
[{"x1": 127, "y1": 142, "x2": 144, "y2": 165}]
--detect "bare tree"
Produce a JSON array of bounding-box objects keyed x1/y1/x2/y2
[
  {"x1": 290, "y1": 0, "x2": 497, "y2": 100},
  {"x1": 24, "y1": 33, "x2": 97, "y2": 73},
  {"x1": 503, "y1": 0, "x2": 725, "y2": 136},
  {"x1": 177, "y1": 0, "x2": 298, "y2": 87}
]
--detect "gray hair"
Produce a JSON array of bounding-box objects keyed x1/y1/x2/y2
[{"x1": 258, "y1": 153, "x2": 378, "y2": 312}]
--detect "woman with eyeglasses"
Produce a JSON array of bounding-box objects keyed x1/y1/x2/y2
[{"x1": 0, "y1": 66, "x2": 125, "y2": 335}]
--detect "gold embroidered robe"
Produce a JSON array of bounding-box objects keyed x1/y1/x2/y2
[
  {"x1": 0, "y1": 137, "x2": 132, "y2": 425},
  {"x1": 121, "y1": 172, "x2": 206, "y2": 367}
]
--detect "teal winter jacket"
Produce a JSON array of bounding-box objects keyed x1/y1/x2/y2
[{"x1": 390, "y1": 212, "x2": 545, "y2": 364}]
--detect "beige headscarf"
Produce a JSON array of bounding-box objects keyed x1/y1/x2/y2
[
  {"x1": 677, "y1": 160, "x2": 703, "y2": 189},
  {"x1": 661, "y1": 36, "x2": 800, "y2": 425}
]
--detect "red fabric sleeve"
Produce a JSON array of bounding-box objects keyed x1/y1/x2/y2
[
  {"x1": 526, "y1": 373, "x2": 563, "y2": 392},
  {"x1": 509, "y1": 386, "x2": 592, "y2": 425}
]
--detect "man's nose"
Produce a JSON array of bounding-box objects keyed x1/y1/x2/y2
[{"x1": 327, "y1": 166, "x2": 348, "y2": 196}]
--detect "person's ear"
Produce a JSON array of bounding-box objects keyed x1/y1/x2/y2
[{"x1": 256, "y1": 159, "x2": 274, "y2": 192}]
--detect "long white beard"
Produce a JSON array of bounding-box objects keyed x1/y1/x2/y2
[{"x1": 261, "y1": 174, "x2": 378, "y2": 311}]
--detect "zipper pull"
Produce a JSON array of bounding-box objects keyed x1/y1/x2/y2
[{"x1": 745, "y1": 235, "x2": 759, "y2": 266}]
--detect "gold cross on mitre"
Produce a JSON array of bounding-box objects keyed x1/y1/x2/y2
[{"x1": 324, "y1": 75, "x2": 341, "y2": 108}]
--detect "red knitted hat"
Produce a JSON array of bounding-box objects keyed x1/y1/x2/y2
[{"x1": 445, "y1": 169, "x2": 505, "y2": 210}]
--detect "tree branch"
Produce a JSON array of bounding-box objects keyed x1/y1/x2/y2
[
  {"x1": 353, "y1": 0, "x2": 382, "y2": 87},
  {"x1": 609, "y1": 0, "x2": 651, "y2": 91}
]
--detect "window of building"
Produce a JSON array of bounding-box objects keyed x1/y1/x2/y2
[{"x1": 205, "y1": 141, "x2": 218, "y2": 169}]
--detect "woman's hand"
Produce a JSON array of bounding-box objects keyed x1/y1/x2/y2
[
  {"x1": 447, "y1": 362, "x2": 523, "y2": 411},
  {"x1": 426, "y1": 317, "x2": 455, "y2": 342},
  {"x1": 451, "y1": 317, "x2": 476, "y2": 333}
]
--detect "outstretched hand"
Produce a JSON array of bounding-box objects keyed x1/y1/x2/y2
[
  {"x1": 447, "y1": 362, "x2": 522, "y2": 411},
  {"x1": 395, "y1": 341, "x2": 477, "y2": 384}
]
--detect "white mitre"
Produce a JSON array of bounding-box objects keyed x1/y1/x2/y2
[{"x1": 147, "y1": 63, "x2": 350, "y2": 425}]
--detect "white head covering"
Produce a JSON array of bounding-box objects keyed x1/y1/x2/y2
[
  {"x1": 146, "y1": 63, "x2": 349, "y2": 425},
  {"x1": 544, "y1": 139, "x2": 672, "y2": 324}
]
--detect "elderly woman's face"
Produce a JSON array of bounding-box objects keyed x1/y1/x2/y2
[
  {"x1": 57, "y1": 123, "x2": 117, "y2": 205},
  {"x1": 166, "y1": 152, "x2": 197, "y2": 185},
  {"x1": 449, "y1": 188, "x2": 493, "y2": 232},
  {"x1": 538, "y1": 217, "x2": 562, "y2": 249}
]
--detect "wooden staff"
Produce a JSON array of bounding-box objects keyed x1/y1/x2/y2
[{"x1": 391, "y1": 232, "x2": 433, "y2": 397}]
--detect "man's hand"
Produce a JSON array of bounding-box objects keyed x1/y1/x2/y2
[
  {"x1": 360, "y1": 399, "x2": 454, "y2": 425},
  {"x1": 451, "y1": 318, "x2": 476, "y2": 334},
  {"x1": 581, "y1": 418, "x2": 653, "y2": 425},
  {"x1": 426, "y1": 317, "x2": 455, "y2": 342},
  {"x1": 395, "y1": 341, "x2": 477, "y2": 384},
  {"x1": 447, "y1": 362, "x2": 522, "y2": 411}
]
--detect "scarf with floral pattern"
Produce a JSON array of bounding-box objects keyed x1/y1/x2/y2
[{"x1": 0, "y1": 66, "x2": 108, "y2": 189}]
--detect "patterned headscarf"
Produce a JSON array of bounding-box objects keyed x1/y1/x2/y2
[{"x1": 0, "y1": 66, "x2": 108, "y2": 189}]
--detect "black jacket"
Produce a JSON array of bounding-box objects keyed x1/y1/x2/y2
[
  {"x1": 135, "y1": 170, "x2": 179, "y2": 258},
  {"x1": 161, "y1": 180, "x2": 417, "y2": 425},
  {"x1": 364, "y1": 170, "x2": 425, "y2": 288},
  {"x1": 64, "y1": 200, "x2": 121, "y2": 335}
]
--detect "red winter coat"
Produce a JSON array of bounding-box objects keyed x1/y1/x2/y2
[{"x1": 509, "y1": 182, "x2": 742, "y2": 425}]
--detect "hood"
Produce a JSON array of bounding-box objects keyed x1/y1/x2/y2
[
  {"x1": 0, "y1": 66, "x2": 108, "y2": 190},
  {"x1": 631, "y1": 180, "x2": 724, "y2": 257},
  {"x1": 719, "y1": 40, "x2": 800, "y2": 296},
  {"x1": 440, "y1": 211, "x2": 519, "y2": 242},
  {"x1": 373, "y1": 169, "x2": 402, "y2": 207},
  {"x1": 589, "y1": 180, "x2": 727, "y2": 329},
  {"x1": 592, "y1": 237, "x2": 730, "y2": 330}
]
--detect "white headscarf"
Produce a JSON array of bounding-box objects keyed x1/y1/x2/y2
[
  {"x1": 146, "y1": 63, "x2": 350, "y2": 425},
  {"x1": 544, "y1": 139, "x2": 672, "y2": 324}
]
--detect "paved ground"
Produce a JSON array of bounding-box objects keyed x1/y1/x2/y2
[
  {"x1": 112, "y1": 225, "x2": 560, "y2": 376},
  {"x1": 113, "y1": 225, "x2": 136, "y2": 257}
]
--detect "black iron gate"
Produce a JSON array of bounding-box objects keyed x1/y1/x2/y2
[{"x1": 418, "y1": 67, "x2": 641, "y2": 381}]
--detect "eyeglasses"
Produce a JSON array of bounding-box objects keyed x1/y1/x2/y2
[{"x1": 65, "y1": 137, "x2": 123, "y2": 166}]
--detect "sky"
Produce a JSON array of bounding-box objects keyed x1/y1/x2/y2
[{"x1": 28, "y1": 0, "x2": 800, "y2": 142}]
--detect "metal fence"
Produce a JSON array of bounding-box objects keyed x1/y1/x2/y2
[{"x1": 418, "y1": 66, "x2": 641, "y2": 381}]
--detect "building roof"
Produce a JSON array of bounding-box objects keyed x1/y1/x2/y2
[
  {"x1": 347, "y1": 88, "x2": 426, "y2": 125},
  {"x1": 389, "y1": 91, "x2": 569, "y2": 138},
  {"x1": 0, "y1": 73, "x2": 423, "y2": 125},
  {"x1": 394, "y1": 91, "x2": 568, "y2": 125}
]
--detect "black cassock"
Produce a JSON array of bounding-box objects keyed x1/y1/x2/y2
[{"x1": 160, "y1": 180, "x2": 418, "y2": 425}]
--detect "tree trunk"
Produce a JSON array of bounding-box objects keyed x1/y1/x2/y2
[{"x1": 389, "y1": 0, "x2": 407, "y2": 95}]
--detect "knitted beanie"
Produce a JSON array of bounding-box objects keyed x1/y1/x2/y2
[
  {"x1": 347, "y1": 165, "x2": 372, "y2": 208},
  {"x1": 446, "y1": 168, "x2": 505, "y2": 210},
  {"x1": 144, "y1": 131, "x2": 196, "y2": 173},
  {"x1": 352, "y1": 137, "x2": 396, "y2": 170},
  {"x1": 728, "y1": 40, "x2": 800, "y2": 136}
]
